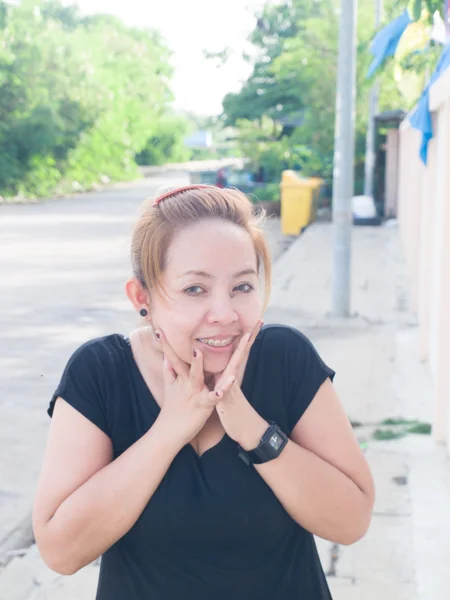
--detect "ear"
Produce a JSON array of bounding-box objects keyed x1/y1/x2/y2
[{"x1": 125, "y1": 278, "x2": 150, "y2": 314}]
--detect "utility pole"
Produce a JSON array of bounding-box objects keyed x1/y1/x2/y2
[
  {"x1": 363, "y1": 0, "x2": 383, "y2": 198},
  {"x1": 332, "y1": 0, "x2": 357, "y2": 317}
]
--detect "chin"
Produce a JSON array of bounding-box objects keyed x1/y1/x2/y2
[{"x1": 202, "y1": 356, "x2": 229, "y2": 375}]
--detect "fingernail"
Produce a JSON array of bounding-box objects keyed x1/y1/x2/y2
[
  {"x1": 193, "y1": 349, "x2": 197, "y2": 358},
  {"x1": 247, "y1": 332, "x2": 252, "y2": 343},
  {"x1": 229, "y1": 376, "x2": 236, "y2": 384},
  {"x1": 154, "y1": 330, "x2": 161, "y2": 340},
  {"x1": 215, "y1": 390, "x2": 221, "y2": 397}
]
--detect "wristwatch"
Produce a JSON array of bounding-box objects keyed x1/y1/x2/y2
[{"x1": 237, "y1": 422, "x2": 288, "y2": 466}]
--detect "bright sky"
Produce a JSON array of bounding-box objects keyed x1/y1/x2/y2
[{"x1": 70, "y1": 0, "x2": 270, "y2": 116}]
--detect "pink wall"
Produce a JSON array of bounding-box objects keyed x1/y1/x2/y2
[{"x1": 397, "y1": 83, "x2": 450, "y2": 450}]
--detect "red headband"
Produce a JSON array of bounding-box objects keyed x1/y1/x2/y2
[{"x1": 152, "y1": 184, "x2": 219, "y2": 207}]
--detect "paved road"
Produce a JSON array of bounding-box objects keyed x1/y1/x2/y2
[{"x1": 0, "y1": 173, "x2": 291, "y2": 551}]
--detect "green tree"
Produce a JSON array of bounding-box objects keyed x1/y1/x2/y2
[
  {"x1": 0, "y1": 0, "x2": 187, "y2": 197},
  {"x1": 222, "y1": 0, "x2": 309, "y2": 126},
  {"x1": 221, "y1": 0, "x2": 425, "y2": 189},
  {"x1": 136, "y1": 113, "x2": 191, "y2": 166}
]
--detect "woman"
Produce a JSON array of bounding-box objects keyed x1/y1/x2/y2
[{"x1": 33, "y1": 184, "x2": 375, "y2": 599}]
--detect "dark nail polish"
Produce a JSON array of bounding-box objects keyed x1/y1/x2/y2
[
  {"x1": 193, "y1": 349, "x2": 197, "y2": 358},
  {"x1": 155, "y1": 331, "x2": 161, "y2": 340},
  {"x1": 215, "y1": 391, "x2": 220, "y2": 397}
]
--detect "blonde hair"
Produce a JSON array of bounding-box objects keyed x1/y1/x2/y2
[{"x1": 131, "y1": 186, "x2": 272, "y2": 311}]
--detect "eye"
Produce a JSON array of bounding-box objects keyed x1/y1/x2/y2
[
  {"x1": 184, "y1": 285, "x2": 205, "y2": 296},
  {"x1": 234, "y1": 283, "x2": 254, "y2": 293}
]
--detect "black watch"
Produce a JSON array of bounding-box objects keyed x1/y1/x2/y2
[{"x1": 237, "y1": 422, "x2": 288, "y2": 466}]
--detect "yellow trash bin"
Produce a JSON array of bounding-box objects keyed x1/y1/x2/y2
[{"x1": 280, "y1": 171, "x2": 323, "y2": 235}]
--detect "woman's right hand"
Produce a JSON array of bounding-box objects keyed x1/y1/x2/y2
[{"x1": 153, "y1": 330, "x2": 235, "y2": 447}]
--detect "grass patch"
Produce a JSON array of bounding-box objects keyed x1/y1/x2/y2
[
  {"x1": 407, "y1": 422, "x2": 432, "y2": 435},
  {"x1": 373, "y1": 419, "x2": 432, "y2": 441},
  {"x1": 373, "y1": 428, "x2": 407, "y2": 441},
  {"x1": 346, "y1": 417, "x2": 432, "y2": 442},
  {"x1": 380, "y1": 418, "x2": 419, "y2": 426}
]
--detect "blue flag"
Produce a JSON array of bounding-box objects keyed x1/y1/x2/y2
[
  {"x1": 410, "y1": 43, "x2": 450, "y2": 164},
  {"x1": 367, "y1": 10, "x2": 412, "y2": 78}
]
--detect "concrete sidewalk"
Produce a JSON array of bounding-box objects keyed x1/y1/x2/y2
[
  {"x1": 2, "y1": 222, "x2": 450, "y2": 599},
  {"x1": 266, "y1": 223, "x2": 450, "y2": 599}
]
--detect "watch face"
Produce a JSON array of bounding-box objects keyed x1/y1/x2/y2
[{"x1": 269, "y1": 433, "x2": 284, "y2": 451}]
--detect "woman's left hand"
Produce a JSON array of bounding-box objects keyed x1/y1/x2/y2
[{"x1": 214, "y1": 320, "x2": 269, "y2": 450}]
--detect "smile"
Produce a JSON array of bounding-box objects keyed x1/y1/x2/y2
[{"x1": 197, "y1": 337, "x2": 235, "y2": 348}]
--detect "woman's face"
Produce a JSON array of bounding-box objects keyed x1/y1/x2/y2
[{"x1": 149, "y1": 219, "x2": 263, "y2": 374}]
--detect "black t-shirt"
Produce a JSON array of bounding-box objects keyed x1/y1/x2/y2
[{"x1": 48, "y1": 324, "x2": 335, "y2": 600}]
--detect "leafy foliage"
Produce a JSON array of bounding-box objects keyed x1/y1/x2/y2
[
  {"x1": 222, "y1": 0, "x2": 307, "y2": 127},
  {"x1": 399, "y1": 0, "x2": 446, "y2": 23},
  {"x1": 0, "y1": 0, "x2": 187, "y2": 197},
  {"x1": 377, "y1": 0, "x2": 446, "y2": 86},
  {"x1": 252, "y1": 182, "x2": 280, "y2": 202},
  {"x1": 220, "y1": 0, "x2": 442, "y2": 191},
  {"x1": 136, "y1": 114, "x2": 190, "y2": 166}
]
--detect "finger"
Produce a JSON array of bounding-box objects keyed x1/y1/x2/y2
[
  {"x1": 154, "y1": 330, "x2": 189, "y2": 379},
  {"x1": 248, "y1": 319, "x2": 264, "y2": 345},
  {"x1": 212, "y1": 374, "x2": 236, "y2": 402},
  {"x1": 213, "y1": 369, "x2": 234, "y2": 392},
  {"x1": 214, "y1": 336, "x2": 247, "y2": 387},
  {"x1": 237, "y1": 319, "x2": 264, "y2": 380},
  {"x1": 216, "y1": 320, "x2": 264, "y2": 388},
  {"x1": 190, "y1": 348, "x2": 204, "y2": 393},
  {"x1": 215, "y1": 375, "x2": 236, "y2": 396},
  {"x1": 162, "y1": 355, "x2": 177, "y2": 386},
  {"x1": 206, "y1": 388, "x2": 224, "y2": 407},
  {"x1": 220, "y1": 321, "x2": 261, "y2": 381},
  {"x1": 235, "y1": 319, "x2": 264, "y2": 365}
]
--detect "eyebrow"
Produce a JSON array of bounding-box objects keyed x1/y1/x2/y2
[{"x1": 178, "y1": 268, "x2": 258, "y2": 279}]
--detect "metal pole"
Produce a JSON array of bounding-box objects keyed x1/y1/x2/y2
[
  {"x1": 363, "y1": 0, "x2": 383, "y2": 198},
  {"x1": 332, "y1": 0, "x2": 357, "y2": 317},
  {"x1": 445, "y1": 0, "x2": 450, "y2": 38}
]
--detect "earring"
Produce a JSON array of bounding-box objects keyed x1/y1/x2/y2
[{"x1": 139, "y1": 308, "x2": 148, "y2": 317}]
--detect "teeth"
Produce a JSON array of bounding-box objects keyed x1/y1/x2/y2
[{"x1": 198, "y1": 337, "x2": 233, "y2": 347}]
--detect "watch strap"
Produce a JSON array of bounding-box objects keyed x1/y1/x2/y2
[{"x1": 237, "y1": 422, "x2": 288, "y2": 466}]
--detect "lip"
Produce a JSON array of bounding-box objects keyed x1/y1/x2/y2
[
  {"x1": 196, "y1": 334, "x2": 240, "y2": 341},
  {"x1": 196, "y1": 338, "x2": 235, "y2": 353},
  {"x1": 195, "y1": 333, "x2": 241, "y2": 354}
]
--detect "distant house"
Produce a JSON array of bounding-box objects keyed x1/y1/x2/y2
[{"x1": 184, "y1": 131, "x2": 213, "y2": 149}]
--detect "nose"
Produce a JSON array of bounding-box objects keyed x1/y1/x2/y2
[{"x1": 206, "y1": 292, "x2": 239, "y2": 326}]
